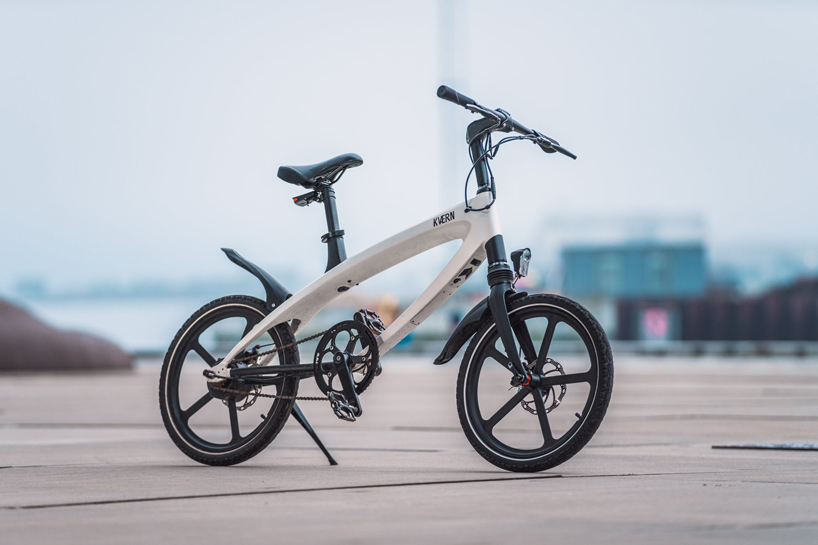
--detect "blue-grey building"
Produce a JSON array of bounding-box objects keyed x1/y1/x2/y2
[
  {"x1": 561, "y1": 243, "x2": 707, "y2": 300},
  {"x1": 560, "y1": 242, "x2": 707, "y2": 341},
  {"x1": 562, "y1": 241, "x2": 707, "y2": 341}
]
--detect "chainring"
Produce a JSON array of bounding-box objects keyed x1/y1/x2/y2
[{"x1": 313, "y1": 320, "x2": 380, "y2": 396}]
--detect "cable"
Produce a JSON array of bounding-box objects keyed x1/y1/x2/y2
[{"x1": 463, "y1": 134, "x2": 537, "y2": 212}]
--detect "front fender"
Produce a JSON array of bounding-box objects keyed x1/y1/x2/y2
[
  {"x1": 433, "y1": 291, "x2": 528, "y2": 365},
  {"x1": 221, "y1": 248, "x2": 291, "y2": 311},
  {"x1": 433, "y1": 297, "x2": 490, "y2": 365}
]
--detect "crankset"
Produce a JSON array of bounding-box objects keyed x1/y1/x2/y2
[{"x1": 313, "y1": 320, "x2": 380, "y2": 420}]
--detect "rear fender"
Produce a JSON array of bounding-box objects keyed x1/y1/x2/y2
[{"x1": 221, "y1": 248, "x2": 291, "y2": 311}]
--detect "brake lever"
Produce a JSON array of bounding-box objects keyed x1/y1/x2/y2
[
  {"x1": 465, "y1": 103, "x2": 503, "y2": 122},
  {"x1": 534, "y1": 132, "x2": 577, "y2": 160},
  {"x1": 533, "y1": 130, "x2": 559, "y2": 145}
]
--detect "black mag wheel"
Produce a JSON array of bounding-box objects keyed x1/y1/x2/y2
[
  {"x1": 457, "y1": 293, "x2": 613, "y2": 472},
  {"x1": 159, "y1": 295, "x2": 299, "y2": 466}
]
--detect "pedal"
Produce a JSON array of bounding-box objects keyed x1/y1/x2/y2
[
  {"x1": 354, "y1": 308, "x2": 386, "y2": 336},
  {"x1": 327, "y1": 392, "x2": 357, "y2": 422}
]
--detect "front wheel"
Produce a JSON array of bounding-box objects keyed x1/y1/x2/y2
[{"x1": 457, "y1": 293, "x2": 613, "y2": 472}]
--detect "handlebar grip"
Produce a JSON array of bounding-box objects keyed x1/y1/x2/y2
[
  {"x1": 552, "y1": 144, "x2": 577, "y2": 160},
  {"x1": 437, "y1": 85, "x2": 476, "y2": 108}
]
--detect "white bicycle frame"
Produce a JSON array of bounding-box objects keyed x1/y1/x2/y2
[{"x1": 209, "y1": 191, "x2": 500, "y2": 379}]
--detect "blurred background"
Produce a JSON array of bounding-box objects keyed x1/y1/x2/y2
[{"x1": 2, "y1": 0, "x2": 817, "y2": 362}]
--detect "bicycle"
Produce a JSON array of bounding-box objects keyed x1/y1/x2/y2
[{"x1": 159, "y1": 86, "x2": 614, "y2": 472}]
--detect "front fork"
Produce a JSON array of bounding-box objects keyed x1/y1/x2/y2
[{"x1": 485, "y1": 235, "x2": 529, "y2": 378}]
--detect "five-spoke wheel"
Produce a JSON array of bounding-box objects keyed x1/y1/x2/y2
[
  {"x1": 159, "y1": 295, "x2": 299, "y2": 465},
  {"x1": 457, "y1": 293, "x2": 613, "y2": 472}
]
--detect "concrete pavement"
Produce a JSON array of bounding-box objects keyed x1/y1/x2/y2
[{"x1": 2, "y1": 356, "x2": 818, "y2": 544}]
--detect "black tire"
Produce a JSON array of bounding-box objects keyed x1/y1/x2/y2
[
  {"x1": 456, "y1": 293, "x2": 613, "y2": 472},
  {"x1": 159, "y1": 295, "x2": 299, "y2": 466}
]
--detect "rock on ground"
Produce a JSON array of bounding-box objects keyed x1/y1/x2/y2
[{"x1": 0, "y1": 299, "x2": 131, "y2": 371}]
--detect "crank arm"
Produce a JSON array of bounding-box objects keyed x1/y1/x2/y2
[
  {"x1": 334, "y1": 354, "x2": 363, "y2": 417},
  {"x1": 231, "y1": 376, "x2": 285, "y2": 387},
  {"x1": 229, "y1": 364, "x2": 315, "y2": 378}
]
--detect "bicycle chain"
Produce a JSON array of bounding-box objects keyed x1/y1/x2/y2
[
  {"x1": 210, "y1": 328, "x2": 332, "y2": 402},
  {"x1": 211, "y1": 385, "x2": 330, "y2": 403}
]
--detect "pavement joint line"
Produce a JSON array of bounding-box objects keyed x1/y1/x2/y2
[
  {"x1": 391, "y1": 425, "x2": 578, "y2": 434},
  {"x1": 5, "y1": 475, "x2": 564, "y2": 510},
  {"x1": 745, "y1": 520, "x2": 818, "y2": 530},
  {"x1": 712, "y1": 444, "x2": 818, "y2": 452},
  {"x1": 736, "y1": 480, "x2": 818, "y2": 486},
  {"x1": 0, "y1": 423, "x2": 163, "y2": 429},
  {"x1": 2, "y1": 471, "x2": 729, "y2": 511},
  {"x1": 2, "y1": 423, "x2": 455, "y2": 433},
  {"x1": 284, "y1": 446, "x2": 442, "y2": 453},
  {"x1": 638, "y1": 414, "x2": 818, "y2": 422},
  {"x1": 676, "y1": 520, "x2": 818, "y2": 534},
  {"x1": 392, "y1": 426, "x2": 461, "y2": 432},
  {"x1": 585, "y1": 442, "x2": 689, "y2": 448}
]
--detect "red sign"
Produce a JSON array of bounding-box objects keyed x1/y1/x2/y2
[{"x1": 641, "y1": 307, "x2": 670, "y2": 340}]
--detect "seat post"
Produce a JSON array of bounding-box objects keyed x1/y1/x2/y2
[{"x1": 319, "y1": 186, "x2": 347, "y2": 272}]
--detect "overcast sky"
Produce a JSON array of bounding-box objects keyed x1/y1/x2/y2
[{"x1": 1, "y1": 0, "x2": 816, "y2": 295}]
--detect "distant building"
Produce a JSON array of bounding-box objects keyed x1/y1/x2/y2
[
  {"x1": 617, "y1": 277, "x2": 818, "y2": 343},
  {"x1": 562, "y1": 243, "x2": 706, "y2": 299},
  {"x1": 561, "y1": 243, "x2": 707, "y2": 341}
]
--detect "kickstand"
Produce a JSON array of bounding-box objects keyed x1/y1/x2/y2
[{"x1": 291, "y1": 403, "x2": 338, "y2": 466}]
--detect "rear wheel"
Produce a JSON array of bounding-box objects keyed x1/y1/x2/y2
[
  {"x1": 457, "y1": 293, "x2": 613, "y2": 472},
  {"x1": 159, "y1": 295, "x2": 299, "y2": 465}
]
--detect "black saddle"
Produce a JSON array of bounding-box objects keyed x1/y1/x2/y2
[{"x1": 277, "y1": 153, "x2": 363, "y2": 189}]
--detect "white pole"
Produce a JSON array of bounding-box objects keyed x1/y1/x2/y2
[{"x1": 437, "y1": 0, "x2": 470, "y2": 209}]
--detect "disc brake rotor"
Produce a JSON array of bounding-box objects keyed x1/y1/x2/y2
[
  {"x1": 521, "y1": 357, "x2": 567, "y2": 415},
  {"x1": 207, "y1": 357, "x2": 262, "y2": 411}
]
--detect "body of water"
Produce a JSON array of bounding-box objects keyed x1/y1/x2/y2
[
  {"x1": 20, "y1": 297, "x2": 210, "y2": 354},
  {"x1": 16, "y1": 295, "x2": 459, "y2": 356}
]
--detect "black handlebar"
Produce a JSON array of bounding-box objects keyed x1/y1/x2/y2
[
  {"x1": 546, "y1": 142, "x2": 577, "y2": 160},
  {"x1": 436, "y1": 84, "x2": 576, "y2": 160},
  {"x1": 437, "y1": 85, "x2": 476, "y2": 108},
  {"x1": 504, "y1": 117, "x2": 534, "y2": 137}
]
